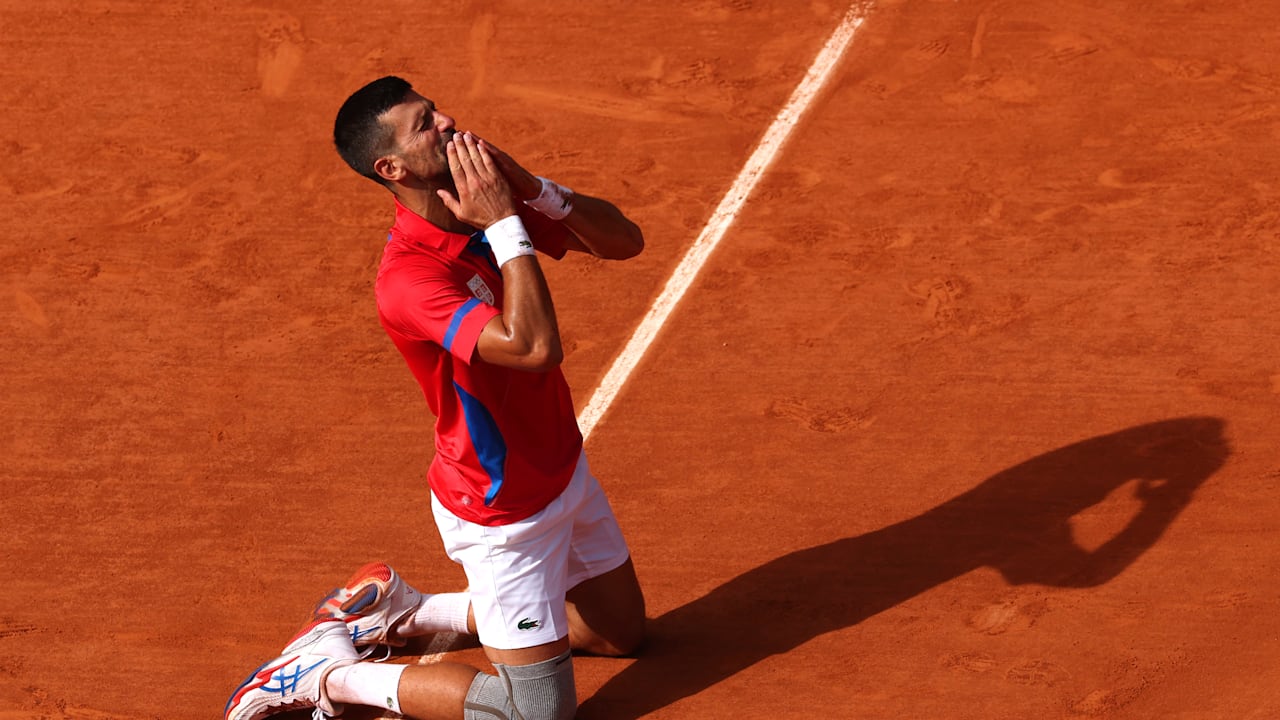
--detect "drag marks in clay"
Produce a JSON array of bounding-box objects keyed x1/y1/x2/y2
[
  {"x1": 1201, "y1": 589, "x2": 1250, "y2": 610},
  {"x1": 255, "y1": 10, "x2": 305, "y2": 98},
  {"x1": 0, "y1": 620, "x2": 37, "y2": 640},
  {"x1": 863, "y1": 32, "x2": 957, "y2": 99},
  {"x1": 942, "y1": 595, "x2": 1070, "y2": 689},
  {"x1": 908, "y1": 37, "x2": 951, "y2": 63},
  {"x1": 903, "y1": 274, "x2": 1029, "y2": 339},
  {"x1": 765, "y1": 397, "x2": 876, "y2": 434},
  {"x1": 1072, "y1": 687, "x2": 1143, "y2": 716},
  {"x1": 941, "y1": 651, "x2": 998, "y2": 674},
  {"x1": 0, "y1": 142, "x2": 73, "y2": 200},
  {"x1": 1150, "y1": 56, "x2": 1239, "y2": 84},
  {"x1": 944, "y1": 593, "x2": 1185, "y2": 707},
  {"x1": 12, "y1": 290, "x2": 50, "y2": 330},
  {"x1": 111, "y1": 151, "x2": 244, "y2": 228},
  {"x1": 907, "y1": 275, "x2": 967, "y2": 328},
  {"x1": 8, "y1": 679, "x2": 137, "y2": 720},
  {"x1": 466, "y1": 13, "x2": 496, "y2": 99},
  {"x1": 1005, "y1": 659, "x2": 1070, "y2": 688},
  {"x1": 965, "y1": 594, "x2": 1049, "y2": 636},
  {"x1": 502, "y1": 83, "x2": 690, "y2": 124},
  {"x1": 1028, "y1": 166, "x2": 1168, "y2": 225},
  {"x1": 1041, "y1": 33, "x2": 1099, "y2": 65},
  {"x1": 1071, "y1": 650, "x2": 1194, "y2": 717},
  {"x1": 1154, "y1": 122, "x2": 1231, "y2": 152}
]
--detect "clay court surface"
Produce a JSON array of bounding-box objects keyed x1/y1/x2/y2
[{"x1": 4, "y1": 0, "x2": 1280, "y2": 718}]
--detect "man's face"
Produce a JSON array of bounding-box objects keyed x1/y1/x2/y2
[{"x1": 380, "y1": 90, "x2": 457, "y2": 184}]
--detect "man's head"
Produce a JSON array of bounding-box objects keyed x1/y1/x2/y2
[{"x1": 333, "y1": 76, "x2": 456, "y2": 188}]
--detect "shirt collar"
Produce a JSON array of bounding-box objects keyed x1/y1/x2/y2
[{"x1": 391, "y1": 198, "x2": 474, "y2": 256}]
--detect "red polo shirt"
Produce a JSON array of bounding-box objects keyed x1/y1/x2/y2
[{"x1": 376, "y1": 199, "x2": 584, "y2": 526}]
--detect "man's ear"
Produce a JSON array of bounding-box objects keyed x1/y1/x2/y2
[{"x1": 373, "y1": 155, "x2": 403, "y2": 183}]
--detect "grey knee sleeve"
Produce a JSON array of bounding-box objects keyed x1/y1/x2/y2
[{"x1": 463, "y1": 651, "x2": 576, "y2": 720}]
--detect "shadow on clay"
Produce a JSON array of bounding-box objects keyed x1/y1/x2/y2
[{"x1": 577, "y1": 416, "x2": 1229, "y2": 719}]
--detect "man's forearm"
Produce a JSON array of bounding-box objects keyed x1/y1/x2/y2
[
  {"x1": 495, "y1": 255, "x2": 563, "y2": 370},
  {"x1": 482, "y1": 140, "x2": 644, "y2": 260},
  {"x1": 559, "y1": 193, "x2": 645, "y2": 260}
]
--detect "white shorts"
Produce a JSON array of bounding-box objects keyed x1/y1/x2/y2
[{"x1": 430, "y1": 450, "x2": 631, "y2": 650}]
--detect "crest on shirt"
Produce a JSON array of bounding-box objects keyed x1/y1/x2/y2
[{"x1": 467, "y1": 274, "x2": 495, "y2": 305}]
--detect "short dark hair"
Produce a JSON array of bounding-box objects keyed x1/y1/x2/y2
[{"x1": 333, "y1": 76, "x2": 413, "y2": 185}]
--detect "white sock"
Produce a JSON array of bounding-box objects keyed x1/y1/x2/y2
[
  {"x1": 401, "y1": 592, "x2": 472, "y2": 635},
  {"x1": 326, "y1": 662, "x2": 407, "y2": 715}
]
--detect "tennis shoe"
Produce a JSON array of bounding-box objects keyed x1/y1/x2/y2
[
  {"x1": 312, "y1": 562, "x2": 423, "y2": 649},
  {"x1": 224, "y1": 619, "x2": 358, "y2": 720}
]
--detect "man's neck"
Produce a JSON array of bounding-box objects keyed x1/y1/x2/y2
[{"x1": 393, "y1": 187, "x2": 474, "y2": 235}]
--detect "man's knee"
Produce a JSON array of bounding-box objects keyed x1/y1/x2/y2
[{"x1": 464, "y1": 652, "x2": 576, "y2": 720}]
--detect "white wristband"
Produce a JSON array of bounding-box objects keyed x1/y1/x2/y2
[
  {"x1": 524, "y1": 176, "x2": 574, "y2": 220},
  {"x1": 484, "y1": 215, "x2": 536, "y2": 268}
]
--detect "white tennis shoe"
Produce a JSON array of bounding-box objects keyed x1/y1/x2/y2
[
  {"x1": 312, "y1": 562, "x2": 423, "y2": 649},
  {"x1": 224, "y1": 619, "x2": 358, "y2": 720}
]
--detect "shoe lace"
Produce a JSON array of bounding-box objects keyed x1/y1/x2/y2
[{"x1": 356, "y1": 643, "x2": 394, "y2": 663}]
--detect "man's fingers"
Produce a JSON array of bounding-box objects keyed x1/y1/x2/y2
[
  {"x1": 477, "y1": 137, "x2": 509, "y2": 163},
  {"x1": 472, "y1": 136, "x2": 499, "y2": 174},
  {"x1": 441, "y1": 132, "x2": 517, "y2": 227},
  {"x1": 445, "y1": 138, "x2": 472, "y2": 189},
  {"x1": 477, "y1": 138, "x2": 520, "y2": 177},
  {"x1": 450, "y1": 132, "x2": 501, "y2": 189},
  {"x1": 471, "y1": 137, "x2": 539, "y2": 200},
  {"x1": 449, "y1": 133, "x2": 478, "y2": 181},
  {"x1": 485, "y1": 144, "x2": 519, "y2": 179},
  {"x1": 437, "y1": 188, "x2": 461, "y2": 213},
  {"x1": 458, "y1": 132, "x2": 498, "y2": 176}
]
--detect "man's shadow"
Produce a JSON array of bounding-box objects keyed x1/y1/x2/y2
[{"x1": 578, "y1": 416, "x2": 1229, "y2": 719}]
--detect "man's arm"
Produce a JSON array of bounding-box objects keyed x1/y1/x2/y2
[
  {"x1": 482, "y1": 139, "x2": 644, "y2": 260},
  {"x1": 437, "y1": 132, "x2": 562, "y2": 372}
]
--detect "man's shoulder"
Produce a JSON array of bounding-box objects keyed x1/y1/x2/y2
[
  {"x1": 379, "y1": 236, "x2": 457, "y2": 283},
  {"x1": 376, "y1": 239, "x2": 477, "y2": 318}
]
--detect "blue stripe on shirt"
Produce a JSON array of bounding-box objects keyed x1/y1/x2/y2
[
  {"x1": 453, "y1": 381, "x2": 507, "y2": 505},
  {"x1": 443, "y1": 298, "x2": 482, "y2": 353}
]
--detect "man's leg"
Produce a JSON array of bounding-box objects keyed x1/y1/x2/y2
[
  {"x1": 327, "y1": 658, "x2": 478, "y2": 720},
  {"x1": 227, "y1": 619, "x2": 481, "y2": 720},
  {"x1": 313, "y1": 562, "x2": 471, "y2": 646},
  {"x1": 454, "y1": 638, "x2": 575, "y2": 720},
  {"x1": 325, "y1": 647, "x2": 575, "y2": 720},
  {"x1": 346, "y1": 455, "x2": 645, "y2": 658},
  {"x1": 325, "y1": 563, "x2": 643, "y2": 658},
  {"x1": 319, "y1": 634, "x2": 575, "y2": 720},
  {"x1": 559, "y1": 451, "x2": 647, "y2": 658},
  {"x1": 565, "y1": 557, "x2": 645, "y2": 657},
  {"x1": 320, "y1": 561, "x2": 641, "y2": 659}
]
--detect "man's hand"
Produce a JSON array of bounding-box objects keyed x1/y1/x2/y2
[
  {"x1": 436, "y1": 132, "x2": 518, "y2": 229},
  {"x1": 465, "y1": 134, "x2": 645, "y2": 260},
  {"x1": 478, "y1": 138, "x2": 542, "y2": 201}
]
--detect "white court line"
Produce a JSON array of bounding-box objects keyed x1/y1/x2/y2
[
  {"x1": 578, "y1": 1, "x2": 874, "y2": 440},
  {"x1": 406, "y1": 4, "x2": 874, "y2": 677},
  {"x1": 419, "y1": 631, "x2": 455, "y2": 660}
]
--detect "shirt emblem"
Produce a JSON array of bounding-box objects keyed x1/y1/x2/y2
[{"x1": 467, "y1": 274, "x2": 495, "y2": 305}]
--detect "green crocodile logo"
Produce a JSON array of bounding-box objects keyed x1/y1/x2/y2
[{"x1": 517, "y1": 618, "x2": 541, "y2": 631}]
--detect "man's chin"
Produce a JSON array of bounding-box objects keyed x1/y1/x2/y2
[{"x1": 404, "y1": 167, "x2": 453, "y2": 186}]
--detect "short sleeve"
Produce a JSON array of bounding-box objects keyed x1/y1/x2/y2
[{"x1": 378, "y1": 261, "x2": 500, "y2": 365}]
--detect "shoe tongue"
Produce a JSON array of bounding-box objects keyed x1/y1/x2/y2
[{"x1": 315, "y1": 624, "x2": 360, "y2": 659}]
